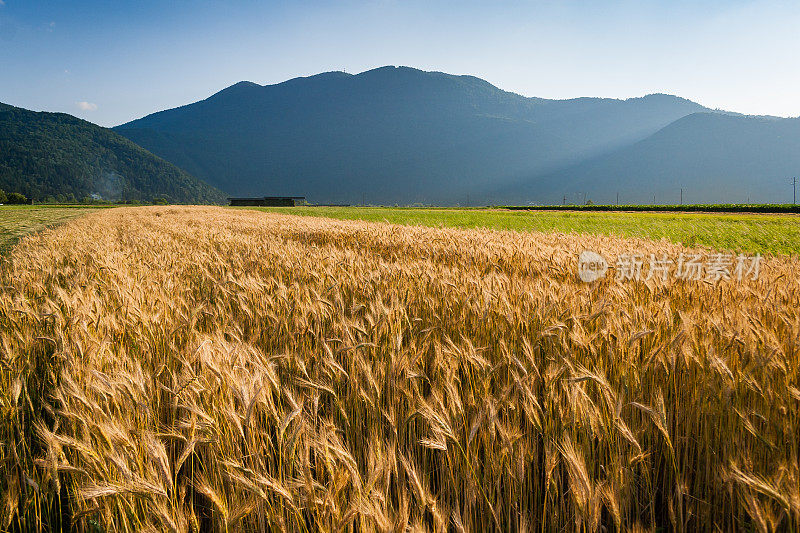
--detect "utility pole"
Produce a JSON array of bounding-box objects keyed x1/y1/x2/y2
[
  {"x1": 563, "y1": 195, "x2": 566, "y2": 206},
  {"x1": 794, "y1": 177, "x2": 797, "y2": 205},
  {"x1": 362, "y1": 192, "x2": 366, "y2": 207},
  {"x1": 680, "y1": 188, "x2": 683, "y2": 205},
  {"x1": 616, "y1": 192, "x2": 619, "y2": 206}
]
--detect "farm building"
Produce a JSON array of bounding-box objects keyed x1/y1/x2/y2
[{"x1": 228, "y1": 196, "x2": 306, "y2": 207}]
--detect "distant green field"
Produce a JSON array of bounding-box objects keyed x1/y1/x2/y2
[
  {"x1": 0, "y1": 205, "x2": 102, "y2": 253},
  {"x1": 244, "y1": 206, "x2": 800, "y2": 256}
]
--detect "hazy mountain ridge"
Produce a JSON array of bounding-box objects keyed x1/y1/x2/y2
[
  {"x1": 116, "y1": 66, "x2": 712, "y2": 204},
  {"x1": 0, "y1": 102, "x2": 226, "y2": 203},
  {"x1": 517, "y1": 112, "x2": 800, "y2": 205}
]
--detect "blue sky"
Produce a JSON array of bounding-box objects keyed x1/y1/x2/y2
[{"x1": 1, "y1": 0, "x2": 798, "y2": 127}]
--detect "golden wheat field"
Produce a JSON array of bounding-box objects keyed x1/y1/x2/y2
[{"x1": 1, "y1": 206, "x2": 799, "y2": 532}]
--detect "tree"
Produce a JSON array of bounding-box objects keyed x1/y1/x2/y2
[{"x1": 6, "y1": 192, "x2": 29, "y2": 204}]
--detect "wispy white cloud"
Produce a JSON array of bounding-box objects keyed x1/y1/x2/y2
[
  {"x1": 0, "y1": 1, "x2": 6, "y2": 7},
  {"x1": 77, "y1": 101, "x2": 98, "y2": 111}
]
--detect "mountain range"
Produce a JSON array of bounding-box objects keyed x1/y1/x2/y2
[
  {"x1": 113, "y1": 66, "x2": 705, "y2": 204},
  {"x1": 0, "y1": 103, "x2": 225, "y2": 203},
  {"x1": 3, "y1": 66, "x2": 798, "y2": 205},
  {"x1": 114, "y1": 66, "x2": 800, "y2": 205}
]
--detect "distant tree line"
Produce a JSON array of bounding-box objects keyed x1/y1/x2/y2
[{"x1": 504, "y1": 203, "x2": 800, "y2": 214}]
